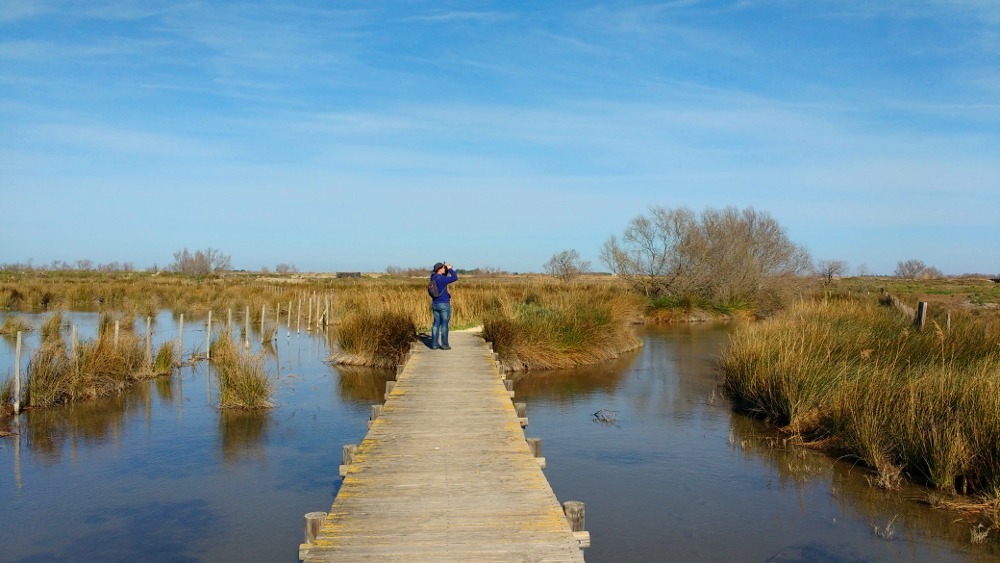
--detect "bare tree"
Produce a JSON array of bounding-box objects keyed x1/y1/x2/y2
[
  {"x1": 856, "y1": 263, "x2": 870, "y2": 277},
  {"x1": 544, "y1": 249, "x2": 591, "y2": 281},
  {"x1": 275, "y1": 263, "x2": 299, "y2": 274},
  {"x1": 170, "y1": 247, "x2": 232, "y2": 276},
  {"x1": 895, "y1": 259, "x2": 927, "y2": 279},
  {"x1": 816, "y1": 259, "x2": 849, "y2": 284},
  {"x1": 602, "y1": 206, "x2": 810, "y2": 302}
]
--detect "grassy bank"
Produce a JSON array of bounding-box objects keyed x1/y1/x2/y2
[{"x1": 720, "y1": 296, "x2": 1000, "y2": 501}]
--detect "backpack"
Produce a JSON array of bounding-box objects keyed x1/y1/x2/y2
[{"x1": 427, "y1": 277, "x2": 441, "y2": 299}]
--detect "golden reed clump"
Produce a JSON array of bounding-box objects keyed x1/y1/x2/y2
[{"x1": 720, "y1": 297, "x2": 1000, "y2": 501}]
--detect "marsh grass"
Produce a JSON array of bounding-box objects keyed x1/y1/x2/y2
[
  {"x1": 40, "y1": 312, "x2": 64, "y2": 343},
  {"x1": 482, "y1": 290, "x2": 642, "y2": 370},
  {"x1": 0, "y1": 315, "x2": 30, "y2": 335},
  {"x1": 1, "y1": 378, "x2": 13, "y2": 418},
  {"x1": 154, "y1": 342, "x2": 176, "y2": 375},
  {"x1": 211, "y1": 333, "x2": 276, "y2": 409},
  {"x1": 721, "y1": 297, "x2": 1000, "y2": 502}
]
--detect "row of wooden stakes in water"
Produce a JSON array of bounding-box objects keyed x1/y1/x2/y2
[{"x1": 298, "y1": 341, "x2": 590, "y2": 559}]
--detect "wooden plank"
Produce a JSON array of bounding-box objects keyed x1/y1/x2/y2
[{"x1": 305, "y1": 332, "x2": 585, "y2": 562}]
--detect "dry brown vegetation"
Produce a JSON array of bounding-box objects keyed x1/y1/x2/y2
[
  {"x1": 210, "y1": 332, "x2": 276, "y2": 410},
  {"x1": 720, "y1": 293, "x2": 1000, "y2": 508}
]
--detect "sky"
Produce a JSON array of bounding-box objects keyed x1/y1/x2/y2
[{"x1": 2, "y1": 1, "x2": 998, "y2": 275}]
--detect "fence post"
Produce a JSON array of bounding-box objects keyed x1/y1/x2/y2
[
  {"x1": 146, "y1": 316, "x2": 152, "y2": 368},
  {"x1": 288, "y1": 300, "x2": 292, "y2": 338},
  {"x1": 307, "y1": 296, "x2": 312, "y2": 332},
  {"x1": 297, "y1": 297, "x2": 302, "y2": 334},
  {"x1": 244, "y1": 306, "x2": 250, "y2": 349},
  {"x1": 206, "y1": 311, "x2": 212, "y2": 360},
  {"x1": 178, "y1": 314, "x2": 184, "y2": 362},
  {"x1": 114, "y1": 320, "x2": 120, "y2": 350},
  {"x1": 14, "y1": 331, "x2": 21, "y2": 414},
  {"x1": 915, "y1": 301, "x2": 928, "y2": 330},
  {"x1": 261, "y1": 304, "x2": 266, "y2": 343}
]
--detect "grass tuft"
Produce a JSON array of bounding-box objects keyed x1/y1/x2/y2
[{"x1": 211, "y1": 333, "x2": 276, "y2": 409}]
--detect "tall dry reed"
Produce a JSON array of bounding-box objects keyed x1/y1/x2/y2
[{"x1": 721, "y1": 297, "x2": 1000, "y2": 499}]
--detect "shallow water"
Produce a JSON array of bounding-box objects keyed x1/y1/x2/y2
[{"x1": 1, "y1": 314, "x2": 997, "y2": 561}]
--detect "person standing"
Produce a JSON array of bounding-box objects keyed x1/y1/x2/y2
[{"x1": 429, "y1": 262, "x2": 458, "y2": 349}]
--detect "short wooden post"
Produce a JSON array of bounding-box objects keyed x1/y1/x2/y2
[
  {"x1": 307, "y1": 297, "x2": 312, "y2": 331},
  {"x1": 946, "y1": 312, "x2": 951, "y2": 332},
  {"x1": 71, "y1": 325, "x2": 78, "y2": 355},
  {"x1": 261, "y1": 304, "x2": 266, "y2": 343},
  {"x1": 527, "y1": 437, "x2": 545, "y2": 468},
  {"x1": 915, "y1": 301, "x2": 927, "y2": 330},
  {"x1": 385, "y1": 380, "x2": 395, "y2": 400},
  {"x1": 339, "y1": 444, "x2": 358, "y2": 477},
  {"x1": 396, "y1": 364, "x2": 405, "y2": 377},
  {"x1": 287, "y1": 300, "x2": 292, "y2": 338},
  {"x1": 13, "y1": 331, "x2": 22, "y2": 414},
  {"x1": 504, "y1": 379, "x2": 514, "y2": 392},
  {"x1": 114, "y1": 320, "x2": 120, "y2": 350},
  {"x1": 145, "y1": 316, "x2": 153, "y2": 368},
  {"x1": 297, "y1": 297, "x2": 302, "y2": 334},
  {"x1": 563, "y1": 501, "x2": 585, "y2": 531},
  {"x1": 300, "y1": 511, "x2": 328, "y2": 559},
  {"x1": 368, "y1": 404, "x2": 383, "y2": 428},
  {"x1": 515, "y1": 402, "x2": 528, "y2": 427},
  {"x1": 304, "y1": 511, "x2": 326, "y2": 543},
  {"x1": 563, "y1": 501, "x2": 590, "y2": 548},
  {"x1": 227, "y1": 308, "x2": 233, "y2": 332}
]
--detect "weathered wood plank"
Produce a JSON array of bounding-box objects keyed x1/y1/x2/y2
[{"x1": 305, "y1": 332, "x2": 585, "y2": 562}]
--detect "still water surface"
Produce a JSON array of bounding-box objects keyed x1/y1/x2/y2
[{"x1": 1, "y1": 315, "x2": 996, "y2": 561}]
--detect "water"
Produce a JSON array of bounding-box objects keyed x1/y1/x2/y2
[{"x1": 1, "y1": 314, "x2": 997, "y2": 561}]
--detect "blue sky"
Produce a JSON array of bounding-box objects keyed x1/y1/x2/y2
[{"x1": 2, "y1": 1, "x2": 998, "y2": 274}]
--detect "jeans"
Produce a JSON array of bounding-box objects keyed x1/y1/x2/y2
[{"x1": 431, "y1": 302, "x2": 451, "y2": 348}]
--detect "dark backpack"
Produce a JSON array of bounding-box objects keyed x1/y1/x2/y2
[{"x1": 427, "y1": 277, "x2": 441, "y2": 299}]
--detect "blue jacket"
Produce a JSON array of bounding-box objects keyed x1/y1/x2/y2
[{"x1": 431, "y1": 269, "x2": 458, "y2": 304}]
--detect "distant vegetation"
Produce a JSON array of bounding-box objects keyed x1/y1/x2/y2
[{"x1": 601, "y1": 206, "x2": 812, "y2": 315}]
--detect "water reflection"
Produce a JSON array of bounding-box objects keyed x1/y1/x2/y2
[
  {"x1": 335, "y1": 366, "x2": 393, "y2": 403},
  {"x1": 24, "y1": 394, "x2": 130, "y2": 465},
  {"x1": 219, "y1": 410, "x2": 271, "y2": 464}
]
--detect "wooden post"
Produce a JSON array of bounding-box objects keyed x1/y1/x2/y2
[
  {"x1": 339, "y1": 444, "x2": 358, "y2": 477},
  {"x1": 13, "y1": 331, "x2": 21, "y2": 414},
  {"x1": 261, "y1": 304, "x2": 266, "y2": 343},
  {"x1": 244, "y1": 306, "x2": 250, "y2": 349},
  {"x1": 145, "y1": 316, "x2": 153, "y2": 368},
  {"x1": 71, "y1": 325, "x2": 78, "y2": 355},
  {"x1": 178, "y1": 314, "x2": 184, "y2": 361},
  {"x1": 307, "y1": 296, "x2": 312, "y2": 331},
  {"x1": 206, "y1": 310, "x2": 212, "y2": 360},
  {"x1": 368, "y1": 404, "x2": 383, "y2": 428},
  {"x1": 527, "y1": 437, "x2": 545, "y2": 468},
  {"x1": 385, "y1": 380, "x2": 395, "y2": 400},
  {"x1": 297, "y1": 297, "x2": 302, "y2": 334},
  {"x1": 287, "y1": 300, "x2": 292, "y2": 338},
  {"x1": 114, "y1": 320, "x2": 120, "y2": 350},
  {"x1": 946, "y1": 312, "x2": 951, "y2": 332},
  {"x1": 304, "y1": 511, "x2": 326, "y2": 544},
  {"x1": 300, "y1": 511, "x2": 328, "y2": 560},
  {"x1": 515, "y1": 402, "x2": 528, "y2": 427},
  {"x1": 915, "y1": 301, "x2": 928, "y2": 330},
  {"x1": 563, "y1": 501, "x2": 590, "y2": 548},
  {"x1": 227, "y1": 308, "x2": 233, "y2": 332},
  {"x1": 563, "y1": 501, "x2": 585, "y2": 532}
]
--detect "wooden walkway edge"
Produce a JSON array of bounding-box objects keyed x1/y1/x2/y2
[{"x1": 302, "y1": 331, "x2": 587, "y2": 561}]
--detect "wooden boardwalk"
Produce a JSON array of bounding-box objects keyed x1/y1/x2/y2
[{"x1": 302, "y1": 331, "x2": 586, "y2": 562}]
